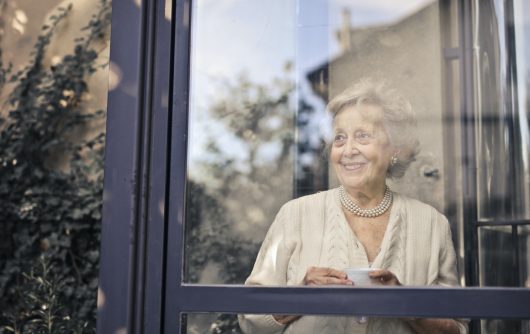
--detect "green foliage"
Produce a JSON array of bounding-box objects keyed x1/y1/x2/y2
[
  {"x1": 2, "y1": 256, "x2": 89, "y2": 334},
  {"x1": 0, "y1": 1, "x2": 111, "y2": 333}
]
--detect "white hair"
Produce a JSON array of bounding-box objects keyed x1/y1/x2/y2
[{"x1": 326, "y1": 79, "x2": 420, "y2": 179}]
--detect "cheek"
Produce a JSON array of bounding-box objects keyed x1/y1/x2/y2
[
  {"x1": 371, "y1": 143, "x2": 392, "y2": 161},
  {"x1": 377, "y1": 153, "x2": 392, "y2": 170},
  {"x1": 363, "y1": 150, "x2": 389, "y2": 170},
  {"x1": 330, "y1": 145, "x2": 342, "y2": 163}
]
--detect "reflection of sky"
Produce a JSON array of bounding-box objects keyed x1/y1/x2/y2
[
  {"x1": 191, "y1": 0, "x2": 296, "y2": 108},
  {"x1": 188, "y1": 0, "x2": 435, "y2": 180},
  {"x1": 192, "y1": 0, "x2": 435, "y2": 89}
]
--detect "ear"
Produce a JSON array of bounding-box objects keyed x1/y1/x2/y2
[
  {"x1": 389, "y1": 149, "x2": 400, "y2": 166},
  {"x1": 388, "y1": 147, "x2": 400, "y2": 159}
]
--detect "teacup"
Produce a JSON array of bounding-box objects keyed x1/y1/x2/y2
[{"x1": 344, "y1": 268, "x2": 382, "y2": 286}]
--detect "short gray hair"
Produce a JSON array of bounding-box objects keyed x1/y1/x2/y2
[{"x1": 327, "y1": 79, "x2": 420, "y2": 179}]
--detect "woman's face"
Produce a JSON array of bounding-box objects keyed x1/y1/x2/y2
[{"x1": 330, "y1": 104, "x2": 393, "y2": 194}]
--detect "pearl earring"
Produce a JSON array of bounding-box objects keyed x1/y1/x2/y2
[{"x1": 390, "y1": 153, "x2": 399, "y2": 166}]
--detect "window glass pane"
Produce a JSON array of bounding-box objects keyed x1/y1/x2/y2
[
  {"x1": 479, "y1": 224, "x2": 530, "y2": 288},
  {"x1": 186, "y1": 0, "x2": 297, "y2": 284},
  {"x1": 184, "y1": 0, "x2": 530, "y2": 290},
  {"x1": 475, "y1": 0, "x2": 530, "y2": 221},
  {"x1": 185, "y1": 313, "x2": 470, "y2": 334},
  {"x1": 481, "y1": 319, "x2": 530, "y2": 334},
  {"x1": 443, "y1": 58, "x2": 466, "y2": 285},
  {"x1": 519, "y1": 225, "x2": 530, "y2": 288},
  {"x1": 185, "y1": 0, "x2": 452, "y2": 286},
  {"x1": 183, "y1": 313, "x2": 530, "y2": 334},
  {"x1": 513, "y1": 0, "x2": 530, "y2": 219},
  {"x1": 472, "y1": 0, "x2": 530, "y2": 289},
  {"x1": 479, "y1": 226, "x2": 519, "y2": 286}
]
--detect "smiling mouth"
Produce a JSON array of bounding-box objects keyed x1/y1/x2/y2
[{"x1": 341, "y1": 162, "x2": 366, "y2": 171}]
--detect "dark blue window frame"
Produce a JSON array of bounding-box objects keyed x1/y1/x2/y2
[{"x1": 96, "y1": 0, "x2": 530, "y2": 333}]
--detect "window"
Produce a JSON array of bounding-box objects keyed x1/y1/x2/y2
[
  {"x1": 173, "y1": 0, "x2": 530, "y2": 332},
  {"x1": 97, "y1": 0, "x2": 530, "y2": 333},
  {"x1": 185, "y1": 0, "x2": 453, "y2": 285}
]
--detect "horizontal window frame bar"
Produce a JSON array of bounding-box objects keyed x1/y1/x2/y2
[
  {"x1": 477, "y1": 219, "x2": 530, "y2": 227},
  {"x1": 172, "y1": 285, "x2": 530, "y2": 319}
]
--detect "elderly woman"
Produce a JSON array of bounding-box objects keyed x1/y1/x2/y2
[{"x1": 238, "y1": 80, "x2": 466, "y2": 334}]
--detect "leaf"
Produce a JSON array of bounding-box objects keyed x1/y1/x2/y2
[{"x1": 71, "y1": 208, "x2": 84, "y2": 219}]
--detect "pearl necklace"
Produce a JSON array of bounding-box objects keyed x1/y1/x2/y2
[{"x1": 339, "y1": 185, "x2": 393, "y2": 218}]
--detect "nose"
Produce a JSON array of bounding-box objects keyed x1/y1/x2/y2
[{"x1": 344, "y1": 138, "x2": 360, "y2": 156}]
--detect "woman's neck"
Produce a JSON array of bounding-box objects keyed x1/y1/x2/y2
[{"x1": 344, "y1": 183, "x2": 386, "y2": 208}]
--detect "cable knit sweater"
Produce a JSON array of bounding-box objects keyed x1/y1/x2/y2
[{"x1": 238, "y1": 187, "x2": 467, "y2": 334}]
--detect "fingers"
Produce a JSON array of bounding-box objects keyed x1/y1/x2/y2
[
  {"x1": 308, "y1": 266, "x2": 348, "y2": 279},
  {"x1": 368, "y1": 269, "x2": 391, "y2": 279},
  {"x1": 324, "y1": 267, "x2": 349, "y2": 280},
  {"x1": 273, "y1": 314, "x2": 302, "y2": 325},
  {"x1": 302, "y1": 267, "x2": 402, "y2": 286},
  {"x1": 303, "y1": 266, "x2": 353, "y2": 286},
  {"x1": 368, "y1": 269, "x2": 401, "y2": 286}
]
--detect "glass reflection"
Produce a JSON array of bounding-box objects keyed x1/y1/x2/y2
[
  {"x1": 513, "y1": 0, "x2": 530, "y2": 220},
  {"x1": 519, "y1": 225, "x2": 530, "y2": 288},
  {"x1": 479, "y1": 226, "x2": 519, "y2": 287},
  {"x1": 481, "y1": 318, "x2": 530, "y2": 334},
  {"x1": 186, "y1": 0, "x2": 449, "y2": 288},
  {"x1": 472, "y1": 0, "x2": 530, "y2": 291},
  {"x1": 184, "y1": 313, "x2": 474, "y2": 334},
  {"x1": 186, "y1": 0, "x2": 297, "y2": 284},
  {"x1": 184, "y1": 0, "x2": 530, "y2": 295},
  {"x1": 474, "y1": 0, "x2": 530, "y2": 221}
]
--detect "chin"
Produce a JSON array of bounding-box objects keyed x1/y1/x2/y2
[{"x1": 339, "y1": 178, "x2": 366, "y2": 191}]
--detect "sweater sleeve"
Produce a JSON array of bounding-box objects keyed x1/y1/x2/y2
[
  {"x1": 437, "y1": 214, "x2": 469, "y2": 334},
  {"x1": 238, "y1": 203, "x2": 298, "y2": 334},
  {"x1": 436, "y1": 214, "x2": 459, "y2": 287}
]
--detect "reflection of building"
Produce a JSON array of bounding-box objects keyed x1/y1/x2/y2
[
  {"x1": 303, "y1": 4, "x2": 530, "y2": 334},
  {"x1": 306, "y1": 3, "x2": 445, "y2": 212}
]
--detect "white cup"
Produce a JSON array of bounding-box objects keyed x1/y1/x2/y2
[{"x1": 344, "y1": 268, "x2": 382, "y2": 286}]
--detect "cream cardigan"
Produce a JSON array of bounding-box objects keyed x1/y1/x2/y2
[{"x1": 238, "y1": 188, "x2": 467, "y2": 334}]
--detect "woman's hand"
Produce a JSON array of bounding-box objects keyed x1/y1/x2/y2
[
  {"x1": 272, "y1": 267, "x2": 352, "y2": 326},
  {"x1": 368, "y1": 269, "x2": 402, "y2": 286},
  {"x1": 303, "y1": 266, "x2": 353, "y2": 286},
  {"x1": 272, "y1": 314, "x2": 301, "y2": 325},
  {"x1": 404, "y1": 318, "x2": 462, "y2": 334}
]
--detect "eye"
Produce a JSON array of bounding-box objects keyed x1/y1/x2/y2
[
  {"x1": 333, "y1": 133, "x2": 346, "y2": 145},
  {"x1": 354, "y1": 131, "x2": 372, "y2": 143}
]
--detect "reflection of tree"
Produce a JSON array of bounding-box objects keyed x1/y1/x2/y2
[
  {"x1": 207, "y1": 73, "x2": 294, "y2": 181},
  {"x1": 185, "y1": 181, "x2": 259, "y2": 284},
  {"x1": 187, "y1": 73, "x2": 295, "y2": 282},
  {"x1": 185, "y1": 72, "x2": 295, "y2": 333}
]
